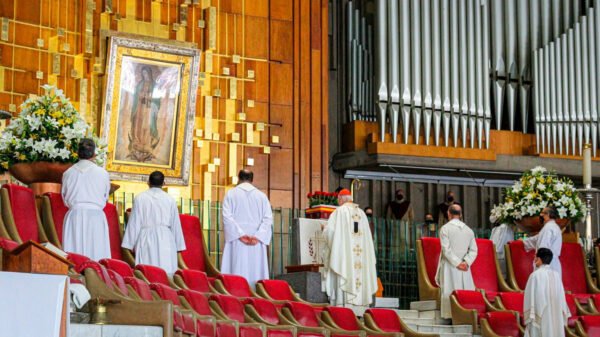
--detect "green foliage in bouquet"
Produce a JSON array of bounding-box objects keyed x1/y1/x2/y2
[{"x1": 307, "y1": 191, "x2": 339, "y2": 207}]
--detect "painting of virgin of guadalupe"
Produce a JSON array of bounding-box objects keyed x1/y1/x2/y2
[{"x1": 101, "y1": 35, "x2": 200, "y2": 185}]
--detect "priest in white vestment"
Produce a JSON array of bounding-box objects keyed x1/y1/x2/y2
[
  {"x1": 62, "y1": 138, "x2": 111, "y2": 260},
  {"x1": 122, "y1": 171, "x2": 186, "y2": 275},
  {"x1": 524, "y1": 248, "x2": 570, "y2": 337},
  {"x1": 436, "y1": 204, "x2": 478, "y2": 319},
  {"x1": 490, "y1": 223, "x2": 514, "y2": 277},
  {"x1": 523, "y1": 206, "x2": 563, "y2": 276},
  {"x1": 221, "y1": 170, "x2": 273, "y2": 288},
  {"x1": 321, "y1": 189, "x2": 377, "y2": 308}
]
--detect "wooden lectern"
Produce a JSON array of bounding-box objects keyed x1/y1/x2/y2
[{"x1": 3, "y1": 240, "x2": 72, "y2": 337}]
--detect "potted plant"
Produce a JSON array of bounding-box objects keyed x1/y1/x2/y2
[
  {"x1": 490, "y1": 166, "x2": 586, "y2": 232},
  {"x1": 0, "y1": 84, "x2": 107, "y2": 185}
]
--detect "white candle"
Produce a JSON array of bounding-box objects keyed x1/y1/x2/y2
[{"x1": 583, "y1": 143, "x2": 592, "y2": 187}]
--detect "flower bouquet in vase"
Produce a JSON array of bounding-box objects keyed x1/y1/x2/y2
[
  {"x1": 490, "y1": 166, "x2": 586, "y2": 233},
  {"x1": 305, "y1": 191, "x2": 339, "y2": 219}
]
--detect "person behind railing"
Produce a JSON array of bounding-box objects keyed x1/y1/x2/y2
[
  {"x1": 364, "y1": 206, "x2": 374, "y2": 239},
  {"x1": 419, "y1": 213, "x2": 437, "y2": 238},
  {"x1": 386, "y1": 189, "x2": 414, "y2": 251},
  {"x1": 436, "y1": 190, "x2": 461, "y2": 227}
]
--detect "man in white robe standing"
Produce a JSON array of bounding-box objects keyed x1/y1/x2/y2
[
  {"x1": 321, "y1": 189, "x2": 377, "y2": 309},
  {"x1": 122, "y1": 171, "x2": 186, "y2": 275},
  {"x1": 62, "y1": 138, "x2": 111, "y2": 260},
  {"x1": 436, "y1": 204, "x2": 478, "y2": 319},
  {"x1": 524, "y1": 248, "x2": 570, "y2": 337},
  {"x1": 523, "y1": 206, "x2": 563, "y2": 276},
  {"x1": 490, "y1": 222, "x2": 514, "y2": 278},
  {"x1": 221, "y1": 170, "x2": 273, "y2": 288}
]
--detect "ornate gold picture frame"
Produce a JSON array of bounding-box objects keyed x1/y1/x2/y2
[{"x1": 101, "y1": 36, "x2": 200, "y2": 185}]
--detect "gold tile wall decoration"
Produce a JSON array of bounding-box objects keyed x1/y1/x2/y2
[
  {"x1": 256, "y1": 122, "x2": 265, "y2": 131},
  {"x1": 246, "y1": 123, "x2": 254, "y2": 144},
  {"x1": 247, "y1": 100, "x2": 255, "y2": 108},
  {"x1": 213, "y1": 158, "x2": 221, "y2": 166},
  {"x1": 262, "y1": 147, "x2": 271, "y2": 154},
  {"x1": 37, "y1": 39, "x2": 45, "y2": 48},
  {"x1": 272, "y1": 135, "x2": 280, "y2": 144},
  {"x1": 230, "y1": 176, "x2": 239, "y2": 185},
  {"x1": 247, "y1": 70, "x2": 255, "y2": 79},
  {"x1": 207, "y1": 163, "x2": 216, "y2": 173},
  {"x1": 237, "y1": 113, "x2": 246, "y2": 121},
  {"x1": 205, "y1": 51, "x2": 213, "y2": 73},
  {"x1": 229, "y1": 78, "x2": 237, "y2": 99},
  {"x1": 51, "y1": 54, "x2": 61, "y2": 75},
  {"x1": 246, "y1": 158, "x2": 255, "y2": 166},
  {"x1": 36, "y1": 71, "x2": 44, "y2": 79},
  {"x1": 180, "y1": 4, "x2": 189, "y2": 26},
  {"x1": 232, "y1": 55, "x2": 241, "y2": 64},
  {"x1": 222, "y1": 67, "x2": 230, "y2": 76},
  {"x1": 8, "y1": 104, "x2": 15, "y2": 113},
  {"x1": 195, "y1": 129, "x2": 204, "y2": 137},
  {"x1": 204, "y1": 96, "x2": 213, "y2": 139},
  {"x1": 79, "y1": 79, "x2": 88, "y2": 117},
  {"x1": 196, "y1": 140, "x2": 203, "y2": 148},
  {"x1": 208, "y1": 7, "x2": 217, "y2": 50},
  {"x1": 1, "y1": 18, "x2": 9, "y2": 42},
  {"x1": 198, "y1": 20, "x2": 206, "y2": 28},
  {"x1": 229, "y1": 133, "x2": 240, "y2": 142},
  {"x1": 212, "y1": 133, "x2": 220, "y2": 141},
  {"x1": 228, "y1": 143, "x2": 238, "y2": 178}
]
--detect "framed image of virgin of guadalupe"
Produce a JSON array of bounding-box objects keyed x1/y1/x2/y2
[{"x1": 101, "y1": 35, "x2": 200, "y2": 185}]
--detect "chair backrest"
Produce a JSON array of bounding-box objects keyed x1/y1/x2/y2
[
  {"x1": 2, "y1": 184, "x2": 40, "y2": 242},
  {"x1": 453, "y1": 290, "x2": 487, "y2": 314},
  {"x1": 175, "y1": 269, "x2": 211, "y2": 293},
  {"x1": 124, "y1": 276, "x2": 154, "y2": 301},
  {"x1": 580, "y1": 316, "x2": 600, "y2": 336},
  {"x1": 219, "y1": 274, "x2": 253, "y2": 297},
  {"x1": 100, "y1": 258, "x2": 134, "y2": 278},
  {"x1": 364, "y1": 309, "x2": 402, "y2": 333},
  {"x1": 210, "y1": 294, "x2": 245, "y2": 323},
  {"x1": 324, "y1": 307, "x2": 361, "y2": 331},
  {"x1": 483, "y1": 312, "x2": 521, "y2": 337},
  {"x1": 285, "y1": 301, "x2": 320, "y2": 327},
  {"x1": 245, "y1": 297, "x2": 280, "y2": 325},
  {"x1": 151, "y1": 283, "x2": 182, "y2": 305},
  {"x1": 560, "y1": 242, "x2": 588, "y2": 294},
  {"x1": 498, "y1": 292, "x2": 524, "y2": 316},
  {"x1": 178, "y1": 289, "x2": 212, "y2": 315},
  {"x1": 507, "y1": 240, "x2": 535, "y2": 289},
  {"x1": 43, "y1": 192, "x2": 68, "y2": 245},
  {"x1": 104, "y1": 203, "x2": 123, "y2": 260},
  {"x1": 106, "y1": 269, "x2": 129, "y2": 296},
  {"x1": 420, "y1": 237, "x2": 441, "y2": 288},
  {"x1": 471, "y1": 239, "x2": 499, "y2": 293},
  {"x1": 565, "y1": 294, "x2": 578, "y2": 317},
  {"x1": 135, "y1": 264, "x2": 171, "y2": 286},
  {"x1": 78, "y1": 260, "x2": 114, "y2": 291},
  {"x1": 179, "y1": 214, "x2": 208, "y2": 271},
  {"x1": 0, "y1": 238, "x2": 19, "y2": 251},
  {"x1": 257, "y1": 280, "x2": 295, "y2": 301},
  {"x1": 67, "y1": 252, "x2": 91, "y2": 269}
]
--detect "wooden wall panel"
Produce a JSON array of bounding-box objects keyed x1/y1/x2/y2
[
  {"x1": 270, "y1": 20, "x2": 294, "y2": 63},
  {"x1": 270, "y1": 63, "x2": 293, "y2": 105},
  {"x1": 270, "y1": 105, "x2": 293, "y2": 149}
]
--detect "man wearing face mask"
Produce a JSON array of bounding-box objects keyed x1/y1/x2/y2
[
  {"x1": 386, "y1": 189, "x2": 414, "y2": 221},
  {"x1": 436, "y1": 191, "x2": 461, "y2": 226},
  {"x1": 522, "y1": 206, "x2": 563, "y2": 276},
  {"x1": 364, "y1": 206, "x2": 374, "y2": 238}
]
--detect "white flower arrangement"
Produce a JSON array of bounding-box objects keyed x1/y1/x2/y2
[
  {"x1": 0, "y1": 84, "x2": 107, "y2": 170},
  {"x1": 490, "y1": 166, "x2": 586, "y2": 224}
]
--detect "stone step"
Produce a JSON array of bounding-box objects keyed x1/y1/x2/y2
[
  {"x1": 402, "y1": 316, "x2": 452, "y2": 326},
  {"x1": 410, "y1": 324, "x2": 473, "y2": 334},
  {"x1": 409, "y1": 300, "x2": 437, "y2": 311},
  {"x1": 392, "y1": 309, "x2": 420, "y2": 319},
  {"x1": 374, "y1": 297, "x2": 399, "y2": 308},
  {"x1": 418, "y1": 309, "x2": 444, "y2": 320}
]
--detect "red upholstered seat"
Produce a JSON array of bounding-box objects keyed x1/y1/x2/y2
[
  {"x1": 67, "y1": 252, "x2": 91, "y2": 268},
  {"x1": 106, "y1": 269, "x2": 129, "y2": 296},
  {"x1": 124, "y1": 277, "x2": 154, "y2": 301},
  {"x1": 507, "y1": 240, "x2": 535, "y2": 290},
  {"x1": 0, "y1": 237, "x2": 19, "y2": 251},
  {"x1": 43, "y1": 192, "x2": 68, "y2": 245},
  {"x1": 210, "y1": 294, "x2": 263, "y2": 337},
  {"x1": 483, "y1": 312, "x2": 521, "y2": 337},
  {"x1": 323, "y1": 307, "x2": 361, "y2": 331},
  {"x1": 471, "y1": 239, "x2": 504, "y2": 301},
  {"x1": 179, "y1": 214, "x2": 208, "y2": 271},
  {"x1": 257, "y1": 280, "x2": 295, "y2": 301},
  {"x1": 136, "y1": 264, "x2": 171, "y2": 286},
  {"x1": 246, "y1": 297, "x2": 281, "y2": 325},
  {"x1": 104, "y1": 203, "x2": 123, "y2": 260},
  {"x1": 179, "y1": 289, "x2": 213, "y2": 316},
  {"x1": 420, "y1": 237, "x2": 441, "y2": 288},
  {"x1": 364, "y1": 309, "x2": 403, "y2": 333},
  {"x1": 150, "y1": 284, "x2": 195, "y2": 335},
  {"x1": 453, "y1": 290, "x2": 487, "y2": 320},
  {"x1": 580, "y1": 315, "x2": 600, "y2": 336},
  {"x1": 218, "y1": 274, "x2": 253, "y2": 297},
  {"x1": 566, "y1": 294, "x2": 581, "y2": 328},
  {"x1": 175, "y1": 269, "x2": 212, "y2": 293},
  {"x1": 285, "y1": 302, "x2": 320, "y2": 327},
  {"x1": 561, "y1": 242, "x2": 592, "y2": 303},
  {"x1": 3, "y1": 184, "x2": 41, "y2": 242},
  {"x1": 78, "y1": 260, "x2": 114, "y2": 290},
  {"x1": 498, "y1": 292, "x2": 524, "y2": 324},
  {"x1": 100, "y1": 258, "x2": 134, "y2": 278}
]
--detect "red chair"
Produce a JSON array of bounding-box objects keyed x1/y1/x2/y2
[
  {"x1": 100, "y1": 258, "x2": 135, "y2": 278},
  {"x1": 586, "y1": 294, "x2": 600, "y2": 315},
  {"x1": 174, "y1": 269, "x2": 216, "y2": 293},
  {"x1": 416, "y1": 238, "x2": 441, "y2": 302},
  {"x1": 494, "y1": 292, "x2": 524, "y2": 325},
  {"x1": 40, "y1": 192, "x2": 69, "y2": 248},
  {"x1": 179, "y1": 214, "x2": 219, "y2": 276},
  {"x1": 256, "y1": 280, "x2": 327, "y2": 308},
  {"x1": 575, "y1": 315, "x2": 600, "y2": 337},
  {"x1": 178, "y1": 289, "x2": 240, "y2": 337},
  {"x1": 135, "y1": 264, "x2": 179, "y2": 288},
  {"x1": 471, "y1": 239, "x2": 518, "y2": 301},
  {"x1": 209, "y1": 294, "x2": 277, "y2": 337},
  {"x1": 0, "y1": 184, "x2": 48, "y2": 243},
  {"x1": 560, "y1": 243, "x2": 600, "y2": 305},
  {"x1": 104, "y1": 202, "x2": 136, "y2": 265},
  {"x1": 505, "y1": 241, "x2": 535, "y2": 291},
  {"x1": 0, "y1": 237, "x2": 19, "y2": 270},
  {"x1": 320, "y1": 306, "x2": 401, "y2": 337},
  {"x1": 565, "y1": 294, "x2": 583, "y2": 329},
  {"x1": 214, "y1": 274, "x2": 286, "y2": 307},
  {"x1": 450, "y1": 290, "x2": 497, "y2": 334},
  {"x1": 363, "y1": 308, "x2": 437, "y2": 337},
  {"x1": 279, "y1": 301, "x2": 360, "y2": 337},
  {"x1": 480, "y1": 311, "x2": 523, "y2": 337}
]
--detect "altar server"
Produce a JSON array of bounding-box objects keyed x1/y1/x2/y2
[
  {"x1": 524, "y1": 248, "x2": 570, "y2": 337},
  {"x1": 436, "y1": 204, "x2": 478, "y2": 319},
  {"x1": 321, "y1": 189, "x2": 377, "y2": 308},
  {"x1": 122, "y1": 171, "x2": 186, "y2": 274},
  {"x1": 221, "y1": 169, "x2": 273, "y2": 287},
  {"x1": 523, "y1": 206, "x2": 563, "y2": 276},
  {"x1": 62, "y1": 138, "x2": 111, "y2": 260}
]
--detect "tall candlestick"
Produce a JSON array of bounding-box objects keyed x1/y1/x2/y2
[{"x1": 584, "y1": 143, "x2": 592, "y2": 188}]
